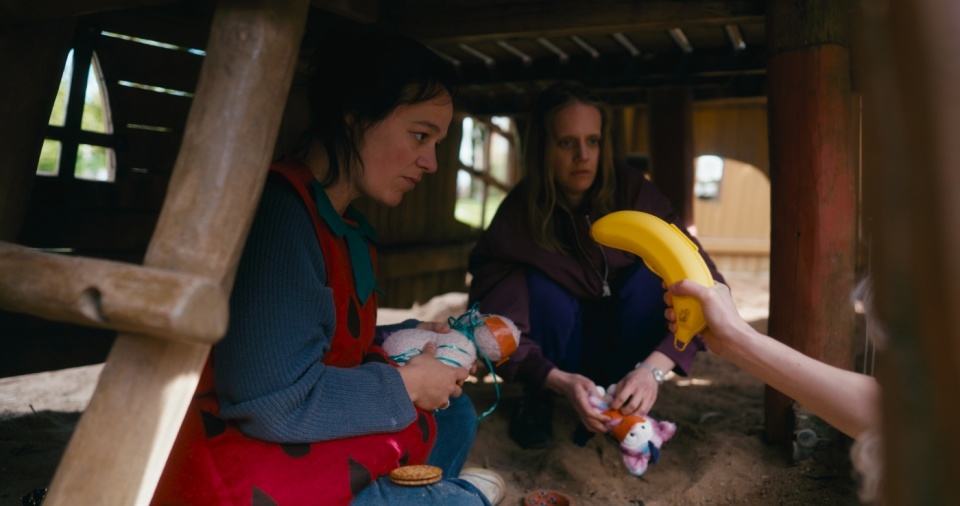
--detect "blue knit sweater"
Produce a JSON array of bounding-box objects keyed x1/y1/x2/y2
[{"x1": 215, "y1": 173, "x2": 417, "y2": 443}]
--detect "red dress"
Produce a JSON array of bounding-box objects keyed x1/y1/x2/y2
[{"x1": 152, "y1": 160, "x2": 435, "y2": 505}]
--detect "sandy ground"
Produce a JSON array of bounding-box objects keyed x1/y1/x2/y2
[{"x1": 0, "y1": 272, "x2": 860, "y2": 505}]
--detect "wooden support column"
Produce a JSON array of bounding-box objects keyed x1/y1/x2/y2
[
  {"x1": 858, "y1": 1, "x2": 960, "y2": 504},
  {"x1": 42, "y1": 0, "x2": 309, "y2": 504},
  {"x1": 648, "y1": 87, "x2": 695, "y2": 229},
  {"x1": 0, "y1": 18, "x2": 75, "y2": 241},
  {"x1": 765, "y1": 2, "x2": 857, "y2": 445}
]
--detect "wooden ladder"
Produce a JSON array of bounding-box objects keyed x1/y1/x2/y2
[{"x1": 0, "y1": 0, "x2": 309, "y2": 504}]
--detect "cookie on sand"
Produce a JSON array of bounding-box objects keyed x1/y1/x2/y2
[{"x1": 389, "y1": 465, "x2": 443, "y2": 486}]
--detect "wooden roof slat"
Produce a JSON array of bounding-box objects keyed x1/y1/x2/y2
[
  {"x1": 96, "y1": 33, "x2": 204, "y2": 94},
  {"x1": 92, "y1": 4, "x2": 213, "y2": 51},
  {"x1": 383, "y1": 0, "x2": 765, "y2": 45},
  {"x1": 118, "y1": 127, "x2": 182, "y2": 174},
  {"x1": 454, "y1": 45, "x2": 766, "y2": 87},
  {"x1": 109, "y1": 84, "x2": 192, "y2": 132}
]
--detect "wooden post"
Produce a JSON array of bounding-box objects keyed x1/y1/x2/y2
[
  {"x1": 765, "y1": 1, "x2": 857, "y2": 445},
  {"x1": 42, "y1": 0, "x2": 308, "y2": 504},
  {"x1": 648, "y1": 87, "x2": 695, "y2": 229},
  {"x1": 0, "y1": 18, "x2": 75, "y2": 241},
  {"x1": 858, "y1": 1, "x2": 960, "y2": 504}
]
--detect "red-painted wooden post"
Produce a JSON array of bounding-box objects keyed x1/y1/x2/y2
[{"x1": 765, "y1": 1, "x2": 858, "y2": 445}]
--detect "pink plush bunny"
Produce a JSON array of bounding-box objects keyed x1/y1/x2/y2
[{"x1": 589, "y1": 385, "x2": 677, "y2": 476}]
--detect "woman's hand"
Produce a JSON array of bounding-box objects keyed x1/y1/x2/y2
[
  {"x1": 398, "y1": 342, "x2": 469, "y2": 411},
  {"x1": 608, "y1": 367, "x2": 659, "y2": 416},
  {"x1": 609, "y1": 350, "x2": 674, "y2": 415},
  {"x1": 544, "y1": 369, "x2": 610, "y2": 433}
]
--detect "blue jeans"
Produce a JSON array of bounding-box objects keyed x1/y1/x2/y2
[
  {"x1": 526, "y1": 261, "x2": 669, "y2": 386},
  {"x1": 351, "y1": 393, "x2": 490, "y2": 505}
]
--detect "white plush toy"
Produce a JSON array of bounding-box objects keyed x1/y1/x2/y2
[{"x1": 382, "y1": 304, "x2": 521, "y2": 369}]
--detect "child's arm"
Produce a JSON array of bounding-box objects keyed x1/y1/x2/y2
[{"x1": 666, "y1": 280, "x2": 880, "y2": 439}]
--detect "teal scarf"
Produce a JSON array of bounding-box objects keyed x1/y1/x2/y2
[{"x1": 311, "y1": 180, "x2": 379, "y2": 304}]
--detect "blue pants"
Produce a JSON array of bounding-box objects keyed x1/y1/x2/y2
[
  {"x1": 526, "y1": 261, "x2": 669, "y2": 387},
  {"x1": 352, "y1": 393, "x2": 491, "y2": 505}
]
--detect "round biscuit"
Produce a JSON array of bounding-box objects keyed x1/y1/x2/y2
[{"x1": 389, "y1": 465, "x2": 442, "y2": 486}]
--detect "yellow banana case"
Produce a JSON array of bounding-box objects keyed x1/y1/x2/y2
[{"x1": 590, "y1": 210, "x2": 715, "y2": 351}]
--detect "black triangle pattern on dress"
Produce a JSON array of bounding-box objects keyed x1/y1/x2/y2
[
  {"x1": 280, "y1": 443, "x2": 311, "y2": 458},
  {"x1": 200, "y1": 410, "x2": 226, "y2": 438},
  {"x1": 348, "y1": 456, "x2": 373, "y2": 496},
  {"x1": 251, "y1": 486, "x2": 278, "y2": 506},
  {"x1": 417, "y1": 412, "x2": 430, "y2": 443},
  {"x1": 348, "y1": 298, "x2": 362, "y2": 339}
]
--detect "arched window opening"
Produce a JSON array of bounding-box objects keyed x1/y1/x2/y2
[
  {"x1": 695, "y1": 154, "x2": 725, "y2": 200},
  {"x1": 693, "y1": 156, "x2": 770, "y2": 276},
  {"x1": 38, "y1": 48, "x2": 117, "y2": 182},
  {"x1": 37, "y1": 31, "x2": 205, "y2": 182}
]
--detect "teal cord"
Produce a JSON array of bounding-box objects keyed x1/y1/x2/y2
[
  {"x1": 448, "y1": 302, "x2": 502, "y2": 422},
  {"x1": 388, "y1": 347, "x2": 423, "y2": 365}
]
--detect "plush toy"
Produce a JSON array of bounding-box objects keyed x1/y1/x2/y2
[
  {"x1": 588, "y1": 385, "x2": 677, "y2": 476},
  {"x1": 382, "y1": 304, "x2": 521, "y2": 420},
  {"x1": 381, "y1": 304, "x2": 520, "y2": 369}
]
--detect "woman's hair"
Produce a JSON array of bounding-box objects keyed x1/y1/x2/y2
[
  {"x1": 523, "y1": 82, "x2": 616, "y2": 253},
  {"x1": 849, "y1": 275, "x2": 884, "y2": 504},
  {"x1": 296, "y1": 29, "x2": 457, "y2": 187},
  {"x1": 852, "y1": 276, "x2": 888, "y2": 350},
  {"x1": 851, "y1": 428, "x2": 883, "y2": 504}
]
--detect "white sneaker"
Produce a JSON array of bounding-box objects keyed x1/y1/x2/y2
[{"x1": 460, "y1": 467, "x2": 506, "y2": 505}]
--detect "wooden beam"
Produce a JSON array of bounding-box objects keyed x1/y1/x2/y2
[
  {"x1": 41, "y1": 0, "x2": 309, "y2": 504},
  {"x1": 0, "y1": 0, "x2": 179, "y2": 21},
  {"x1": 383, "y1": 0, "x2": 765, "y2": 45},
  {"x1": 0, "y1": 241, "x2": 227, "y2": 344}
]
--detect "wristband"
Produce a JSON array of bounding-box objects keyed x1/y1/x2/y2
[{"x1": 634, "y1": 362, "x2": 665, "y2": 385}]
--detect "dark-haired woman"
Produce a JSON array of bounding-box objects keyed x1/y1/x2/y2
[
  {"x1": 468, "y1": 82, "x2": 725, "y2": 449},
  {"x1": 153, "y1": 30, "x2": 503, "y2": 506}
]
